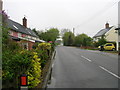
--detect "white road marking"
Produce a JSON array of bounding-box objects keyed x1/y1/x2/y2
[
  {"x1": 81, "y1": 55, "x2": 92, "y2": 62},
  {"x1": 99, "y1": 66, "x2": 120, "y2": 79}
]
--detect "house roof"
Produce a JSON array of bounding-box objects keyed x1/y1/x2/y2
[
  {"x1": 7, "y1": 19, "x2": 38, "y2": 37},
  {"x1": 93, "y1": 26, "x2": 113, "y2": 38}
]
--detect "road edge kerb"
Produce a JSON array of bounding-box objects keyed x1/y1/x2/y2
[{"x1": 41, "y1": 49, "x2": 56, "y2": 89}]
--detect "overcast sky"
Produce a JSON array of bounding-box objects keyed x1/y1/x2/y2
[{"x1": 3, "y1": 0, "x2": 119, "y2": 37}]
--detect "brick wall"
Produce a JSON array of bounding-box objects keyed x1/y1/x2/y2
[
  {"x1": 18, "y1": 40, "x2": 35, "y2": 50},
  {"x1": 9, "y1": 30, "x2": 36, "y2": 50},
  {"x1": 28, "y1": 41, "x2": 34, "y2": 50},
  {"x1": 12, "y1": 31, "x2": 18, "y2": 37}
]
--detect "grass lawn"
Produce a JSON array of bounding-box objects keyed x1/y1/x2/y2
[{"x1": 102, "y1": 51, "x2": 119, "y2": 55}]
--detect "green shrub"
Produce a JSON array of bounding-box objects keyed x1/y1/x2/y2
[
  {"x1": 2, "y1": 24, "x2": 54, "y2": 88},
  {"x1": 2, "y1": 27, "x2": 42, "y2": 88},
  {"x1": 35, "y1": 42, "x2": 52, "y2": 68},
  {"x1": 3, "y1": 49, "x2": 42, "y2": 88}
]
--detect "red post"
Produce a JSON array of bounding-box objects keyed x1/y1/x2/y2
[
  {"x1": 20, "y1": 74, "x2": 27, "y2": 86},
  {"x1": 20, "y1": 74, "x2": 28, "y2": 90}
]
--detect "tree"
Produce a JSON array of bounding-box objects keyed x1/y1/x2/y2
[
  {"x1": 62, "y1": 31, "x2": 75, "y2": 46},
  {"x1": 32, "y1": 28, "x2": 39, "y2": 36},
  {"x1": 94, "y1": 37, "x2": 107, "y2": 47},
  {"x1": 74, "y1": 33, "x2": 93, "y2": 47},
  {"x1": 46, "y1": 28, "x2": 59, "y2": 42},
  {"x1": 60, "y1": 29, "x2": 69, "y2": 36},
  {"x1": 33, "y1": 28, "x2": 59, "y2": 42}
]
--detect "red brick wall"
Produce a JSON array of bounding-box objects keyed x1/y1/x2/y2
[
  {"x1": 21, "y1": 34, "x2": 26, "y2": 38},
  {"x1": 12, "y1": 31, "x2": 18, "y2": 37},
  {"x1": 28, "y1": 41, "x2": 34, "y2": 50},
  {"x1": 18, "y1": 40, "x2": 35, "y2": 50},
  {"x1": 9, "y1": 30, "x2": 35, "y2": 50}
]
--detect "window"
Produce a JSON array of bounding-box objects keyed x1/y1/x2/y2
[
  {"x1": 24, "y1": 45, "x2": 27, "y2": 49},
  {"x1": 13, "y1": 25, "x2": 18, "y2": 29},
  {"x1": 28, "y1": 35, "x2": 31, "y2": 39},
  {"x1": 22, "y1": 43, "x2": 28, "y2": 50},
  {"x1": 106, "y1": 44, "x2": 112, "y2": 46},
  {"x1": 33, "y1": 37, "x2": 36, "y2": 40},
  {"x1": 18, "y1": 33, "x2": 21, "y2": 37},
  {"x1": 22, "y1": 34, "x2": 26, "y2": 38}
]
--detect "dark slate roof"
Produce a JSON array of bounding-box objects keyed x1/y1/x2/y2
[
  {"x1": 93, "y1": 26, "x2": 113, "y2": 38},
  {"x1": 7, "y1": 19, "x2": 38, "y2": 37}
]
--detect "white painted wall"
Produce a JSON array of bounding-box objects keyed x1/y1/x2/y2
[
  {"x1": 105, "y1": 26, "x2": 118, "y2": 42},
  {"x1": 105, "y1": 26, "x2": 119, "y2": 51}
]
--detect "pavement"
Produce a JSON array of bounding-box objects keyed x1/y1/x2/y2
[{"x1": 47, "y1": 46, "x2": 119, "y2": 88}]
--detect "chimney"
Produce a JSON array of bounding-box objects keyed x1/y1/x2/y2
[
  {"x1": 0, "y1": 0, "x2": 3, "y2": 11},
  {"x1": 23, "y1": 17, "x2": 27, "y2": 28},
  {"x1": 105, "y1": 22, "x2": 109, "y2": 29}
]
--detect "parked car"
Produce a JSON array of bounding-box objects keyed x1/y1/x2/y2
[{"x1": 98, "y1": 43, "x2": 115, "y2": 51}]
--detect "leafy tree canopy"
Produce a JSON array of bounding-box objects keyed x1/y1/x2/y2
[
  {"x1": 62, "y1": 31, "x2": 75, "y2": 46},
  {"x1": 94, "y1": 37, "x2": 107, "y2": 47},
  {"x1": 33, "y1": 28, "x2": 59, "y2": 42},
  {"x1": 74, "y1": 33, "x2": 93, "y2": 47}
]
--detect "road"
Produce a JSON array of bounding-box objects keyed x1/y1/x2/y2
[{"x1": 48, "y1": 46, "x2": 119, "y2": 88}]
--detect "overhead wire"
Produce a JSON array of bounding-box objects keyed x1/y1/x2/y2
[{"x1": 74, "y1": 0, "x2": 120, "y2": 29}]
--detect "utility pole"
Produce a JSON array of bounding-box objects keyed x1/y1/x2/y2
[
  {"x1": 118, "y1": 1, "x2": 120, "y2": 55},
  {"x1": 73, "y1": 28, "x2": 75, "y2": 35},
  {"x1": 115, "y1": 1, "x2": 120, "y2": 55},
  {"x1": 0, "y1": 0, "x2": 2, "y2": 11},
  {"x1": 0, "y1": 1, "x2": 2, "y2": 90}
]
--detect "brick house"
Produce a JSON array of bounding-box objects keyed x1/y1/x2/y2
[{"x1": 6, "y1": 17, "x2": 45, "y2": 50}]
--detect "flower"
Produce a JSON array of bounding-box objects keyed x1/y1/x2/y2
[
  {"x1": 33, "y1": 52, "x2": 37, "y2": 55},
  {"x1": 33, "y1": 55, "x2": 38, "y2": 59}
]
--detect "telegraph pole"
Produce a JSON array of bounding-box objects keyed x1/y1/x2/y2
[
  {"x1": 0, "y1": 0, "x2": 2, "y2": 11},
  {"x1": 0, "y1": 0, "x2": 2, "y2": 90},
  {"x1": 118, "y1": 1, "x2": 120, "y2": 55},
  {"x1": 115, "y1": 1, "x2": 120, "y2": 55},
  {"x1": 73, "y1": 28, "x2": 75, "y2": 35}
]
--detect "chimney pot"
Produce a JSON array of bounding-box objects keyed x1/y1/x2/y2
[
  {"x1": 23, "y1": 17, "x2": 27, "y2": 28},
  {"x1": 105, "y1": 22, "x2": 109, "y2": 29}
]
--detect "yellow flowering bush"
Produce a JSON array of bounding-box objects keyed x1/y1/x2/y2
[
  {"x1": 35, "y1": 43, "x2": 52, "y2": 68},
  {"x1": 3, "y1": 40, "x2": 53, "y2": 88},
  {"x1": 9, "y1": 50, "x2": 42, "y2": 88},
  {"x1": 38, "y1": 42, "x2": 51, "y2": 50},
  {"x1": 27, "y1": 52, "x2": 41, "y2": 88}
]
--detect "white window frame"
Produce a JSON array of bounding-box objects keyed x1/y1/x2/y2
[
  {"x1": 18, "y1": 33, "x2": 21, "y2": 38},
  {"x1": 22, "y1": 43, "x2": 28, "y2": 50}
]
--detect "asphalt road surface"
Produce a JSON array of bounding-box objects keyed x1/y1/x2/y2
[{"x1": 48, "y1": 46, "x2": 119, "y2": 88}]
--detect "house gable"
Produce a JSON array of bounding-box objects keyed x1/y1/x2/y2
[{"x1": 105, "y1": 26, "x2": 118, "y2": 42}]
